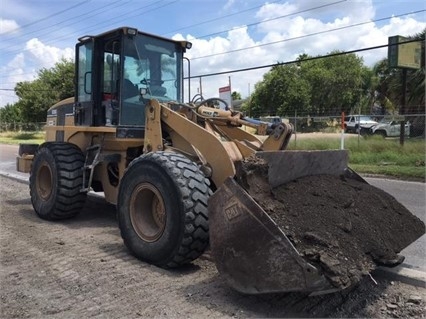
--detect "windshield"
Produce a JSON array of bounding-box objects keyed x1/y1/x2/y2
[
  {"x1": 123, "y1": 34, "x2": 182, "y2": 102},
  {"x1": 102, "y1": 33, "x2": 184, "y2": 126}
]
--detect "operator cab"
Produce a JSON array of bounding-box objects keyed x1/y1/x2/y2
[{"x1": 74, "y1": 27, "x2": 191, "y2": 137}]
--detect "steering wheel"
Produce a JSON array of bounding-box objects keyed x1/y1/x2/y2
[{"x1": 196, "y1": 97, "x2": 229, "y2": 110}]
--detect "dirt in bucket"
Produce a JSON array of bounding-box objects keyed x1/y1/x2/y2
[{"x1": 236, "y1": 157, "x2": 425, "y2": 289}]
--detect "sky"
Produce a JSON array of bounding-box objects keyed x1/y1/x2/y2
[{"x1": 0, "y1": 0, "x2": 425, "y2": 107}]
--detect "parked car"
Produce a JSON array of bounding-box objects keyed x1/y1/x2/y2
[
  {"x1": 370, "y1": 120, "x2": 410, "y2": 137},
  {"x1": 344, "y1": 115, "x2": 378, "y2": 134}
]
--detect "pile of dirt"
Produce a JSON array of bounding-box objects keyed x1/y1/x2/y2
[{"x1": 237, "y1": 157, "x2": 425, "y2": 290}]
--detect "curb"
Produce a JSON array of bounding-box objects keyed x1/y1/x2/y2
[
  {"x1": 0, "y1": 169, "x2": 112, "y2": 205},
  {"x1": 0, "y1": 171, "x2": 29, "y2": 184},
  {"x1": 373, "y1": 265, "x2": 426, "y2": 288}
]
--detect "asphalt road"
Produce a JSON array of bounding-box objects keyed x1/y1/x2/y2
[
  {"x1": 366, "y1": 177, "x2": 425, "y2": 271},
  {"x1": 1, "y1": 143, "x2": 425, "y2": 271}
]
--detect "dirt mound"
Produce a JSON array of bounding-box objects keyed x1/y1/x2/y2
[{"x1": 238, "y1": 157, "x2": 425, "y2": 290}]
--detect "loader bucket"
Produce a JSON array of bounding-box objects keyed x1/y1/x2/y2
[
  {"x1": 209, "y1": 177, "x2": 338, "y2": 295},
  {"x1": 208, "y1": 150, "x2": 425, "y2": 295},
  {"x1": 208, "y1": 150, "x2": 349, "y2": 295}
]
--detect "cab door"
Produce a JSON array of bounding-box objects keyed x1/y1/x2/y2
[{"x1": 75, "y1": 40, "x2": 95, "y2": 126}]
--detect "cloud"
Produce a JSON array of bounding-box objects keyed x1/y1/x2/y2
[
  {"x1": 0, "y1": 39, "x2": 73, "y2": 106},
  {"x1": 0, "y1": 53, "x2": 33, "y2": 106},
  {"x1": 1, "y1": 0, "x2": 424, "y2": 108},
  {"x1": 25, "y1": 38, "x2": 74, "y2": 68},
  {"x1": 223, "y1": 0, "x2": 235, "y2": 11},
  {"x1": 0, "y1": 18, "x2": 19, "y2": 34},
  {"x1": 174, "y1": 0, "x2": 425, "y2": 102}
]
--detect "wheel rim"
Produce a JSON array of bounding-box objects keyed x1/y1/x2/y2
[
  {"x1": 36, "y1": 161, "x2": 53, "y2": 201},
  {"x1": 130, "y1": 183, "x2": 166, "y2": 242}
]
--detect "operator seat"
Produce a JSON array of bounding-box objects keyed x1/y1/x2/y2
[
  {"x1": 122, "y1": 79, "x2": 139, "y2": 99},
  {"x1": 120, "y1": 78, "x2": 145, "y2": 126},
  {"x1": 150, "y1": 85, "x2": 167, "y2": 96}
]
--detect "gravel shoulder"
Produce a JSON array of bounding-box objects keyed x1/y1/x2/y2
[{"x1": 1, "y1": 176, "x2": 425, "y2": 318}]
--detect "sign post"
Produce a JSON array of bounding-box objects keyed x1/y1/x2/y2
[
  {"x1": 219, "y1": 85, "x2": 232, "y2": 110},
  {"x1": 388, "y1": 36, "x2": 421, "y2": 146},
  {"x1": 341, "y1": 112, "x2": 345, "y2": 150}
]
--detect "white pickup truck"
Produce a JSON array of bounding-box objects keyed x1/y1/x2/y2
[
  {"x1": 344, "y1": 115, "x2": 378, "y2": 134},
  {"x1": 370, "y1": 120, "x2": 410, "y2": 137}
]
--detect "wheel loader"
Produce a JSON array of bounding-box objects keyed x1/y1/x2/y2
[{"x1": 16, "y1": 27, "x2": 424, "y2": 296}]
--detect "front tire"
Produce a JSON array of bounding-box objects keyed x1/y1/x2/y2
[
  {"x1": 375, "y1": 130, "x2": 387, "y2": 138},
  {"x1": 30, "y1": 142, "x2": 87, "y2": 220},
  {"x1": 117, "y1": 151, "x2": 212, "y2": 268}
]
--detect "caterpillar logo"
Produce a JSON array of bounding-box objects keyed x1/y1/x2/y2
[{"x1": 224, "y1": 203, "x2": 242, "y2": 221}]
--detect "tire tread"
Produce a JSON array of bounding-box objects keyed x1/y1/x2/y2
[
  {"x1": 30, "y1": 142, "x2": 86, "y2": 220},
  {"x1": 124, "y1": 151, "x2": 211, "y2": 268}
]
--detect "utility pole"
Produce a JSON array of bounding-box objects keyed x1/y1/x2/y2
[{"x1": 400, "y1": 69, "x2": 407, "y2": 146}]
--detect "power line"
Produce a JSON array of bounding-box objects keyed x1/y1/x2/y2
[
  {"x1": 1, "y1": 8, "x2": 418, "y2": 81},
  {"x1": 187, "y1": 38, "x2": 423, "y2": 79},
  {"x1": 192, "y1": 0, "x2": 347, "y2": 40},
  {"x1": 0, "y1": 0, "x2": 174, "y2": 58},
  {"x1": 72, "y1": 0, "x2": 179, "y2": 38},
  {"x1": 0, "y1": 0, "x2": 342, "y2": 58},
  {"x1": 5, "y1": 1, "x2": 91, "y2": 33},
  {"x1": 0, "y1": 10, "x2": 423, "y2": 83},
  {"x1": 1, "y1": 40, "x2": 422, "y2": 95},
  {"x1": 2, "y1": 0, "x2": 127, "y2": 45},
  {"x1": 189, "y1": 10, "x2": 426, "y2": 60},
  {"x1": 161, "y1": 0, "x2": 285, "y2": 36},
  {"x1": 3, "y1": 0, "x2": 173, "y2": 56}
]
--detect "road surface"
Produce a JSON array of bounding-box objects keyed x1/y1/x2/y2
[{"x1": 1, "y1": 143, "x2": 425, "y2": 271}]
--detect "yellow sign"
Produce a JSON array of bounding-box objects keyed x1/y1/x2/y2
[{"x1": 388, "y1": 36, "x2": 421, "y2": 69}]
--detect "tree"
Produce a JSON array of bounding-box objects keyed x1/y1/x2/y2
[
  {"x1": 299, "y1": 51, "x2": 365, "y2": 116},
  {"x1": 231, "y1": 91, "x2": 242, "y2": 100},
  {"x1": 0, "y1": 103, "x2": 21, "y2": 126},
  {"x1": 245, "y1": 52, "x2": 366, "y2": 117},
  {"x1": 244, "y1": 63, "x2": 310, "y2": 118},
  {"x1": 405, "y1": 29, "x2": 425, "y2": 113},
  {"x1": 15, "y1": 58, "x2": 74, "y2": 122},
  {"x1": 369, "y1": 29, "x2": 425, "y2": 117},
  {"x1": 358, "y1": 65, "x2": 382, "y2": 114},
  {"x1": 369, "y1": 58, "x2": 398, "y2": 113}
]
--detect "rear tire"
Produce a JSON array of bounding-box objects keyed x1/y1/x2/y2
[
  {"x1": 117, "y1": 151, "x2": 212, "y2": 268},
  {"x1": 30, "y1": 142, "x2": 87, "y2": 220}
]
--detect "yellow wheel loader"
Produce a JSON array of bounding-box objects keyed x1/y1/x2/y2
[{"x1": 16, "y1": 27, "x2": 424, "y2": 296}]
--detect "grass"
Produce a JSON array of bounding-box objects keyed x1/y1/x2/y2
[
  {"x1": 0, "y1": 131, "x2": 45, "y2": 145},
  {"x1": 1, "y1": 130, "x2": 424, "y2": 181},
  {"x1": 288, "y1": 135, "x2": 425, "y2": 181}
]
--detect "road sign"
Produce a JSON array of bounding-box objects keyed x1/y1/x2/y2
[
  {"x1": 219, "y1": 85, "x2": 232, "y2": 110},
  {"x1": 388, "y1": 36, "x2": 421, "y2": 69}
]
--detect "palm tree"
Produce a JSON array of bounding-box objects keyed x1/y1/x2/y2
[
  {"x1": 407, "y1": 29, "x2": 425, "y2": 113},
  {"x1": 372, "y1": 29, "x2": 425, "y2": 115}
]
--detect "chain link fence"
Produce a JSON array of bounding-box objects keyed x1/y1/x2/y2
[
  {"x1": 0, "y1": 114, "x2": 424, "y2": 139},
  {"x1": 0, "y1": 122, "x2": 46, "y2": 132},
  {"x1": 286, "y1": 114, "x2": 425, "y2": 138}
]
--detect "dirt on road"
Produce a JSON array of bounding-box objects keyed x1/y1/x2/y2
[{"x1": 1, "y1": 176, "x2": 425, "y2": 318}]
